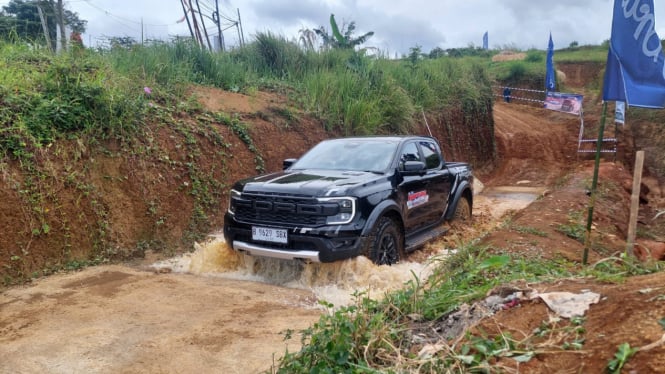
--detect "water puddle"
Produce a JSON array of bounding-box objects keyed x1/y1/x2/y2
[{"x1": 475, "y1": 185, "x2": 546, "y2": 219}]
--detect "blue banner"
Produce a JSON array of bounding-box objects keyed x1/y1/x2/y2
[
  {"x1": 602, "y1": 0, "x2": 665, "y2": 108},
  {"x1": 545, "y1": 33, "x2": 556, "y2": 92},
  {"x1": 483, "y1": 31, "x2": 488, "y2": 50}
]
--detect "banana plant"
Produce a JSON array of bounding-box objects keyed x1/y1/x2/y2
[{"x1": 314, "y1": 14, "x2": 374, "y2": 50}]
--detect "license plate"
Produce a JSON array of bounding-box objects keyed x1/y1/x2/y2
[{"x1": 252, "y1": 226, "x2": 288, "y2": 244}]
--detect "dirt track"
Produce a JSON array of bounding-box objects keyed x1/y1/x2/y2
[{"x1": 0, "y1": 264, "x2": 321, "y2": 374}]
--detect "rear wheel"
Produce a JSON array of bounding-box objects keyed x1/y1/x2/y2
[
  {"x1": 365, "y1": 217, "x2": 403, "y2": 265},
  {"x1": 452, "y1": 196, "x2": 471, "y2": 222}
]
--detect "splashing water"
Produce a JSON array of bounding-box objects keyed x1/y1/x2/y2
[{"x1": 152, "y1": 236, "x2": 438, "y2": 308}]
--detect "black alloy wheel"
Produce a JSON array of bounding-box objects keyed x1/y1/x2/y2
[{"x1": 366, "y1": 216, "x2": 403, "y2": 265}]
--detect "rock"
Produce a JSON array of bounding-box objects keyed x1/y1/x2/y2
[{"x1": 634, "y1": 240, "x2": 665, "y2": 261}]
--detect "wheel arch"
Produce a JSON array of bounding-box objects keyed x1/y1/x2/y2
[{"x1": 361, "y1": 200, "x2": 405, "y2": 238}]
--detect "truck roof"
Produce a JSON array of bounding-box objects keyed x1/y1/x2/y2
[{"x1": 326, "y1": 135, "x2": 438, "y2": 143}]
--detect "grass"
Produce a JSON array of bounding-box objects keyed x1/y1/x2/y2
[
  {"x1": 555, "y1": 45, "x2": 608, "y2": 63},
  {"x1": 275, "y1": 239, "x2": 661, "y2": 373}
]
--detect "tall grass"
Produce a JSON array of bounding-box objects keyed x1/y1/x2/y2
[
  {"x1": 0, "y1": 42, "x2": 145, "y2": 156},
  {"x1": 100, "y1": 34, "x2": 493, "y2": 136},
  {"x1": 0, "y1": 34, "x2": 494, "y2": 156}
]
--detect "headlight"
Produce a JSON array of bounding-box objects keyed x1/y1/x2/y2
[
  {"x1": 318, "y1": 197, "x2": 356, "y2": 225},
  {"x1": 227, "y1": 189, "x2": 241, "y2": 215}
]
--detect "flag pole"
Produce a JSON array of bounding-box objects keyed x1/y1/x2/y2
[{"x1": 583, "y1": 101, "x2": 608, "y2": 264}]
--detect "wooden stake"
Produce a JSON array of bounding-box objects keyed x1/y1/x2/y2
[{"x1": 626, "y1": 150, "x2": 645, "y2": 255}]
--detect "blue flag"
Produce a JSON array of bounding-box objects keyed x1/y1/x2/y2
[
  {"x1": 545, "y1": 33, "x2": 556, "y2": 92},
  {"x1": 482, "y1": 31, "x2": 488, "y2": 50},
  {"x1": 602, "y1": 0, "x2": 665, "y2": 108}
]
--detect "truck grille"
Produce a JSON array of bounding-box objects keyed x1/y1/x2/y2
[{"x1": 232, "y1": 193, "x2": 336, "y2": 227}]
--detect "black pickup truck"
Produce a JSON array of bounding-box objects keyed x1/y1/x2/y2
[{"x1": 223, "y1": 136, "x2": 473, "y2": 265}]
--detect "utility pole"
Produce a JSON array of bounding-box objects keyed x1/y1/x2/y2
[
  {"x1": 57, "y1": 0, "x2": 66, "y2": 52},
  {"x1": 214, "y1": 0, "x2": 224, "y2": 51},
  {"x1": 237, "y1": 8, "x2": 245, "y2": 46},
  {"x1": 187, "y1": 0, "x2": 203, "y2": 47},
  {"x1": 180, "y1": 0, "x2": 195, "y2": 43},
  {"x1": 36, "y1": 5, "x2": 53, "y2": 53},
  {"x1": 194, "y1": 0, "x2": 212, "y2": 50}
]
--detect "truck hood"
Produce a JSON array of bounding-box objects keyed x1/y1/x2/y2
[{"x1": 236, "y1": 169, "x2": 385, "y2": 196}]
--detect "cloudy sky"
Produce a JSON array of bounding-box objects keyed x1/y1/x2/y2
[{"x1": 4, "y1": 0, "x2": 665, "y2": 54}]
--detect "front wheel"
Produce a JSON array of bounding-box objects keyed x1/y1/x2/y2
[{"x1": 364, "y1": 217, "x2": 404, "y2": 265}]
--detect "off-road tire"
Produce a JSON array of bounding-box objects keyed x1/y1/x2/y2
[
  {"x1": 364, "y1": 217, "x2": 404, "y2": 265},
  {"x1": 452, "y1": 196, "x2": 471, "y2": 222}
]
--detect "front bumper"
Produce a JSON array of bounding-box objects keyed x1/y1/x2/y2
[
  {"x1": 223, "y1": 212, "x2": 366, "y2": 263},
  {"x1": 232, "y1": 241, "x2": 321, "y2": 262}
]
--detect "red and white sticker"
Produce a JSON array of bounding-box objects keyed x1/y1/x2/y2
[{"x1": 407, "y1": 190, "x2": 429, "y2": 209}]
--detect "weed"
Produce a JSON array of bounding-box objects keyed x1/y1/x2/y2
[
  {"x1": 607, "y1": 343, "x2": 638, "y2": 374},
  {"x1": 512, "y1": 225, "x2": 548, "y2": 237},
  {"x1": 556, "y1": 210, "x2": 586, "y2": 243}
]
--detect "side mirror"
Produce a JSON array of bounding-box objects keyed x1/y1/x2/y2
[
  {"x1": 283, "y1": 158, "x2": 297, "y2": 170},
  {"x1": 400, "y1": 161, "x2": 426, "y2": 175}
]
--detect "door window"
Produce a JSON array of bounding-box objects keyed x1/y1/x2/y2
[
  {"x1": 399, "y1": 142, "x2": 421, "y2": 166},
  {"x1": 420, "y1": 141, "x2": 441, "y2": 169}
]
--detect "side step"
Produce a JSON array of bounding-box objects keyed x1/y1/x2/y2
[{"x1": 405, "y1": 224, "x2": 449, "y2": 252}]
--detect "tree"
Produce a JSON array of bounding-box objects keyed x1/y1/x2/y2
[
  {"x1": 314, "y1": 14, "x2": 373, "y2": 50},
  {"x1": 0, "y1": 0, "x2": 87, "y2": 50},
  {"x1": 428, "y1": 46, "x2": 445, "y2": 59},
  {"x1": 407, "y1": 45, "x2": 423, "y2": 67}
]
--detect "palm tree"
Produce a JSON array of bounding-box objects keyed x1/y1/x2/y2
[{"x1": 314, "y1": 14, "x2": 374, "y2": 50}]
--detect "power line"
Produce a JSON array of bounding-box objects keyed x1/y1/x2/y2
[{"x1": 78, "y1": 0, "x2": 180, "y2": 28}]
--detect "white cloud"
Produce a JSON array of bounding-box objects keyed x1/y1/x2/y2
[{"x1": 0, "y1": 0, "x2": 663, "y2": 53}]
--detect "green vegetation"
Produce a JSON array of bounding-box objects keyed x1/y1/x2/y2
[
  {"x1": 555, "y1": 45, "x2": 608, "y2": 63},
  {"x1": 313, "y1": 13, "x2": 374, "y2": 50},
  {"x1": 276, "y1": 243, "x2": 661, "y2": 373},
  {"x1": 556, "y1": 210, "x2": 586, "y2": 243},
  {"x1": 607, "y1": 343, "x2": 639, "y2": 374},
  {"x1": 0, "y1": 33, "x2": 494, "y2": 156}
]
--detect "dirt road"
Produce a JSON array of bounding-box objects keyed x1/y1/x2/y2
[{"x1": 0, "y1": 264, "x2": 321, "y2": 374}]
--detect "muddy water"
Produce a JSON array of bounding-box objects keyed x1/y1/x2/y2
[
  {"x1": 475, "y1": 186, "x2": 547, "y2": 219},
  {"x1": 153, "y1": 238, "x2": 439, "y2": 307}
]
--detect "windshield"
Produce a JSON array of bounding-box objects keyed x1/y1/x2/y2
[{"x1": 291, "y1": 139, "x2": 399, "y2": 172}]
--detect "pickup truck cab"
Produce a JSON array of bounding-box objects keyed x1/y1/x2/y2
[{"x1": 223, "y1": 136, "x2": 473, "y2": 265}]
